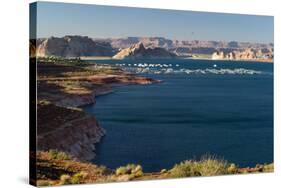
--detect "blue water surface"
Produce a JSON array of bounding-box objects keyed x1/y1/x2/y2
[{"x1": 83, "y1": 59, "x2": 273, "y2": 172}]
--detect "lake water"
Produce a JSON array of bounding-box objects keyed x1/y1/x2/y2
[{"x1": 83, "y1": 59, "x2": 273, "y2": 172}]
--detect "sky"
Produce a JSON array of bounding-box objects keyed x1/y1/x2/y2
[{"x1": 34, "y1": 1, "x2": 274, "y2": 43}]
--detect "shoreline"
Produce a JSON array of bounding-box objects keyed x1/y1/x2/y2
[
  {"x1": 80, "y1": 55, "x2": 273, "y2": 63},
  {"x1": 37, "y1": 60, "x2": 160, "y2": 161}
]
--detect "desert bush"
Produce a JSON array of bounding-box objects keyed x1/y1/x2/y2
[
  {"x1": 195, "y1": 157, "x2": 229, "y2": 176},
  {"x1": 116, "y1": 166, "x2": 129, "y2": 176},
  {"x1": 115, "y1": 164, "x2": 143, "y2": 178},
  {"x1": 37, "y1": 180, "x2": 54, "y2": 186},
  {"x1": 169, "y1": 156, "x2": 230, "y2": 178},
  {"x1": 70, "y1": 172, "x2": 88, "y2": 184},
  {"x1": 169, "y1": 160, "x2": 201, "y2": 177},
  {"x1": 262, "y1": 163, "x2": 274, "y2": 172},
  {"x1": 227, "y1": 163, "x2": 238, "y2": 174},
  {"x1": 95, "y1": 165, "x2": 110, "y2": 175},
  {"x1": 131, "y1": 165, "x2": 143, "y2": 177},
  {"x1": 48, "y1": 149, "x2": 71, "y2": 160},
  {"x1": 60, "y1": 174, "x2": 71, "y2": 185}
]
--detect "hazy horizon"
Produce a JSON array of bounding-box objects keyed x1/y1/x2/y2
[{"x1": 34, "y1": 2, "x2": 274, "y2": 43}]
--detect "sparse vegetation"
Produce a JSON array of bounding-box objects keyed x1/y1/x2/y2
[
  {"x1": 36, "y1": 180, "x2": 54, "y2": 186},
  {"x1": 37, "y1": 56, "x2": 86, "y2": 66},
  {"x1": 60, "y1": 174, "x2": 71, "y2": 185},
  {"x1": 227, "y1": 163, "x2": 238, "y2": 174},
  {"x1": 35, "y1": 151, "x2": 273, "y2": 186},
  {"x1": 47, "y1": 149, "x2": 72, "y2": 160},
  {"x1": 115, "y1": 164, "x2": 143, "y2": 178},
  {"x1": 70, "y1": 172, "x2": 88, "y2": 184},
  {"x1": 262, "y1": 163, "x2": 274, "y2": 172},
  {"x1": 168, "y1": 155, "x2": 266, "y2": 178}
]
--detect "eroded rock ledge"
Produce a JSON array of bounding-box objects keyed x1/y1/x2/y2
[{"x1": 37, "y1": 102, "x2": 106, "y2": 161}]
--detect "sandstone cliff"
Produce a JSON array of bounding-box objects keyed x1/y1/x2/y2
[
  {"x1": 211, "y1": 48, "x2": 273, "y2": 61},
  {"x1": 36, "y1": 35, "x2": 116, "y2": 57},
  {"x1": 34, "y1": 36, "x2": 274, "y2": 59},
  {"x1": 112, "y1": 42, "x2": 176, "y2": 59}
]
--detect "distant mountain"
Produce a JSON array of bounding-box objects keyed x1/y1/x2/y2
[
  {"x1": 96, "y1": 37, "x2": 273, "y2": 57},
  {"x1": 95, "y1": 37, "x2": 174, "y2": 50},
  {"x1": 33, "y1": 35, "x2": 273, "y2": 60},
  {"x1": 112, "y1": 42, "x2": 176, "y2": 59},
  {"x1": 36, "y1": 36, "x2": 116, "y2": 57},
  {"x1": 96, "y1": 37, "x2": 272, "y2": 49}
]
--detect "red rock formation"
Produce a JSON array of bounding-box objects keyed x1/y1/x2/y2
[{"x1": 37, "y1": 103, "x2": 105, "y2": 161}]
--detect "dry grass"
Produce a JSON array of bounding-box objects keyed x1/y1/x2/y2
[{"x1": 36, "y1": 151, "x2": 273, "y2": 186}]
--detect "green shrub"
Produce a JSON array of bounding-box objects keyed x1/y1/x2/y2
[{"x1": 48, "y1": 149, "x2": 71, "y2": 160}]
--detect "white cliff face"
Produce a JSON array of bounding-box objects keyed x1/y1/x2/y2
[
  {"x1": 212, "y1": 51, "x2": 225, "y2": 60},
  {"x1": 211, "y1": 48, "x2": 273, "y2": 61},
  {"x1": 36, "y1": 36, "x2": 115, "y2": 57}
]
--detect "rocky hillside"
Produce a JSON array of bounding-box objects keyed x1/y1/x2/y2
[
  {"x1": 37, "y1": 102, "x2": 106, "y2": 161},
  {"x1": 112, "y1": 42, "x2": 176, "y2": 59},
  {"x1": 36, "y1": 35, "x2": 116, "y2": 57}
]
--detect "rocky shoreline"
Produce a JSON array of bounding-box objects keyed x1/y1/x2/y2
[
  {"x1": 37, "y1": 102, "x2": 106, "y2": 161},
  {"x1": 37, "y1": 61, "x2": 158, "y2": 161}
]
